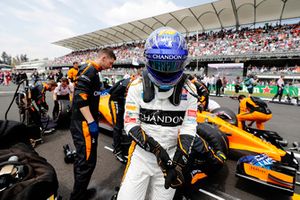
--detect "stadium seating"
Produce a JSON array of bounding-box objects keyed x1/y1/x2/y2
[{"x1": 50, "y1": 22, "x2": 300, "y2": 67}]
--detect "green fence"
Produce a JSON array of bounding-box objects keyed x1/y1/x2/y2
[{"x1": 221, "y1": 84, "x2": 299, "y2": 98}]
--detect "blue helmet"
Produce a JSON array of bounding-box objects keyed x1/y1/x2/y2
[{"x1": 144, "y1": 27, "x2": 189, "y2": 89}]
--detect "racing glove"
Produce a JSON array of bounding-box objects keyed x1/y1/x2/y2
[
  {"x1": 128, "y1": 126, "x2": 173, "y2": 175},
  {"x1": 88, "y1": 121, "x2": 99, "y2": 138},
  {"x1": 147, "y1": 136, "x2": 173, "y2": 175},
  {"x1": 164, "y1": 147, "x2": 187, "y2": 189},
  {"x1": 164, "y1": 134, "x2": 195, "y2": 189}
]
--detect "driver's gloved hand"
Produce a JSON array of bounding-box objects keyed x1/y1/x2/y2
[
  {"x1": 164, "y1": 165, "x2": 185, "y2": 189},
  {"x1": 147, "y1": 137, "x2": 173, "y2": 176},
  {"x1": 88, "y1": 121, "x2": 99, "y2": 139},
  {"x1": 164, "y1": 148, "x2": 187, "y2": 189}
]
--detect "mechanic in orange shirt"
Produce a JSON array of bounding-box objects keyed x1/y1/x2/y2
[
  {"x1": 237, "y1": 95, "x2": 272, "y2": 130},
  {"x1": 68, "y1": 61, "x2": 79, "y2": 83}
]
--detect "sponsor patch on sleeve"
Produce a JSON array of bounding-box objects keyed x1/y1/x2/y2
[
  {"x1": 181, "y1": 89, "x2": 188, "y2": 100},
  {"x1": 187, "y1": 110, "x2": 197, "y2": 117},
  {"x1": 126, "y1": 104, "x2": 138, "y2": 111},
  {"x1": 124, "y1": 115, "x2": 137, "y2": 123}
]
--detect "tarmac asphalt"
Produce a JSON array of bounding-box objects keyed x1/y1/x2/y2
[{"x1": 0, "y1": 84, "x2": 299, "y2": 200}]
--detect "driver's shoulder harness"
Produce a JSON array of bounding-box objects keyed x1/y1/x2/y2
[{"x1": 141, "y1": 69, "x2": 197, "y2": 106}]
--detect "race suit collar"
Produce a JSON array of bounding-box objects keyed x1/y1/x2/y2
[{"x1": 141, "y1": 69, "x2": 187, "y2": 105}]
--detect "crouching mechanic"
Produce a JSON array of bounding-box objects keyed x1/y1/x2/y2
[
  {"x1": 117, "y1": 27, "x2": 197, "y2": 200},
  {"x1": 237, "y1": 95, "x2": 272, "y2": 130},
  {"x1": 70, "y1": 48, "x2": 116, "y2": 200},
  {"x1": 53, "y1": 77, "x2": 74, "y2": 112},
  {"x1": 29, "y1": 80, "x2": 57, "y2": 130}
]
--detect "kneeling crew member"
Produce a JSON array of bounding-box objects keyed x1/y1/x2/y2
[
  {"x1": 53, "y1": 77, "x2": 74, "y2": 101},
  {"x1": 29, "y1": 80, "x2": 57, "y2": 132},
  {"x1": 70, "y1": 49, "x2": 116, "y2": 200},
  {"x1": 237, "y1": 95, "x2": 272, "y2": 130},
  {"x1": 53, "y1": 77, "x2": 74, "y2": 116}
]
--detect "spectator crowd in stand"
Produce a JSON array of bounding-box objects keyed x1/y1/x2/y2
[
  {"x1": 50, "y1": 22, "x2": 300, "y2": 66},
  {"x1": 247, "y1": 64, "x2": 300, "y2": 75}
]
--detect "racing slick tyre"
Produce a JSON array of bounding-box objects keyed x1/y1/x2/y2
[
  {"x1": 211, "y1": 107, "x2": 238, "y2": 126},
  {"x1": 52, "y1": 100, "x2": 71, "y2": 128},
  {"x1": 197, "y1": 123, "x2": 229, "y2": 156}
]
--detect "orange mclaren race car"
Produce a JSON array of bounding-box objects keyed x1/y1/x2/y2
[
  {"x1": 197, "y1": 107, "x2": 299, "y2": 195},
  {"x1": 98, "y1": 93, "x2": 299, "y2": 196}
]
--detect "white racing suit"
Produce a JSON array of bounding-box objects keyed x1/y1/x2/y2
[{"x1": 117, "y1": 77, "x2": 198, "y2": 200}]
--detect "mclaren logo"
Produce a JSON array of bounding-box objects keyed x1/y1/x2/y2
[{"x1": 139, "y1": 108, "x2": 185, "y2": 127}]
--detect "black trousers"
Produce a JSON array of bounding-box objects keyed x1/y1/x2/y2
[
  {"x1": 112, "y1": 101, "x2": 125, "y2": 152},
  {"x1": 216, "y1": 86, "x2": 222, "y2": 96},
  {"x1": 69, "y1": 119, "x2": 98, "y2": 200},
  {"x1": 272, "y1": 86, "x2": 283, "y2": 102}
]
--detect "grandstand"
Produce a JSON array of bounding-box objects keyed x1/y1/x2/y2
[
  {"x1": 51, "y1": 0, "x2": 300, "y2": 82},
  {"x1": 15, "y1": 59, "x2": 50, "y2": 78},
  {"x1": 0, "y1": 64, "x2": 12, "y2": 71}
]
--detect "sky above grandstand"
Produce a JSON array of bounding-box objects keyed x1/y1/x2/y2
[{"x1": 0, "y1": 0, "x2": 214, "y2": 60}]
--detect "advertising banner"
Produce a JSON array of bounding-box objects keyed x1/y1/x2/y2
[{"x1": 225, "y1": 84, "x2": 299, "y2": 97}]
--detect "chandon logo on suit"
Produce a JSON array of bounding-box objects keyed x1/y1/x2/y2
[{"x1": 139, "y1": 108, "x2": 185, "y2": 126}]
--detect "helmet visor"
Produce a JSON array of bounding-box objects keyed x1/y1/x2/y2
[
  {"x1": 147, "y1": 66, "x2": 183, "y2": 87},
  {"x1": 145, "y1": 48, "x2": 188, "y2": 73}
]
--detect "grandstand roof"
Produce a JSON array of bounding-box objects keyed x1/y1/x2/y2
[{"x1": 53, "y1": 0, "x2": 300, "y2": 50}]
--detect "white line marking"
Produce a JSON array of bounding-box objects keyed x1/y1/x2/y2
[
  {"x1": 104, "y1": 146, "x2": 129, "y2": 159},
  {"x1": 286, "y1": 151, "x2": 300, "y2": 159},
  {"x1": 294, "y1": 152, "x2": 300, "y2": 159},
  {"x1": 198, "y1": 189, "x2": 225, "y2": 200},
  {"x1": 104, "y1": 146, "x2": 113, "y2": 152},
  {"x1": 213, "y1": 189, "x2": 241, "y2": 200},
  {"x1": 0, "y1": 91, "x2": 15, "y2": 94}
]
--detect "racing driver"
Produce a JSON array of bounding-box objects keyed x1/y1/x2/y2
[{"x1": 117, "y1": 27, "x2": 198, "y2": 200}]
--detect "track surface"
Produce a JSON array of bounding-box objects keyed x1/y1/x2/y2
[{"x1": 1, "y1": 84, "x2": 299, "y2": 200}]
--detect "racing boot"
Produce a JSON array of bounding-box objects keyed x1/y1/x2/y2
[{"x1": 113, "y1": 149, "x2": 127, "y2": 164}]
